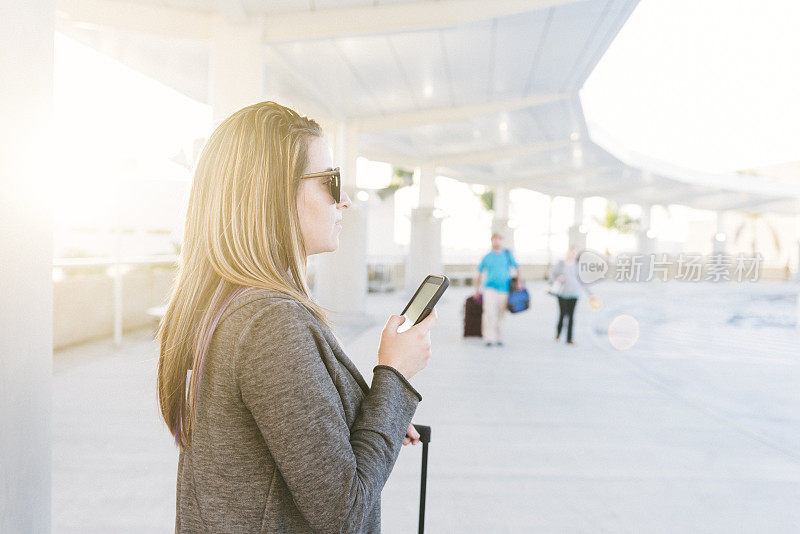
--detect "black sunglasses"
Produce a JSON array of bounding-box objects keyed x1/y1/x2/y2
[{"x1": 301, "y1": 167, "x2": 341, "y2": 203}]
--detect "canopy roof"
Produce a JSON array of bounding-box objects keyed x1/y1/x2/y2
[{"x1": 56, "y1": 0, "x2": 800, "y2": 213}]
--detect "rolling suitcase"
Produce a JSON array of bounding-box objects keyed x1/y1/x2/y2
[{"x1": 463, "y1": 295, "x2": 482, "y2": 337}]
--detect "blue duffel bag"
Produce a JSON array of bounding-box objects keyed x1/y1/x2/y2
[{"x1": 507, "y1": 280, "x2": 530, "y2": 313}]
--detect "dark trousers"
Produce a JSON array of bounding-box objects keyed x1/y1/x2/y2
[{"x1": 556, "y1": 297, "x2": 578, "y2": 342}]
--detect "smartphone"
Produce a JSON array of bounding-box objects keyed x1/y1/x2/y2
[{"x1": 397, "y1": 275, "x2": 449, "y2": 333}]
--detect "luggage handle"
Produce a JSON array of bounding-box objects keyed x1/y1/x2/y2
[
  {"x1": 409, "y1": 424, "x2": 431, "y2": 534},
  {"x1": 414, "y1": 424, "x2": 431, "y2": 444}
]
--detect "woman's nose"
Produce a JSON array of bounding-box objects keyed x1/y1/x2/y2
[{"x1": 338, "y1": 191, "x2": 352, "y2": 209}]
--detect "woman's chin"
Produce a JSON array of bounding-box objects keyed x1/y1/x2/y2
[
  {"x1": 323, "y1": 237, "x2": 339, "y2": 254},
  {"x1": 307, "y1": 237, "x2": 339, "y2": 255}
]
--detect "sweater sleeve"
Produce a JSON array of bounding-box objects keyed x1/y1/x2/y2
[
  {"x1": 234, "y1": 299, "x2": 420, "y2": 534},
  {"x1": 548, "y1": 261, "x2": 559, "y2": 282}
]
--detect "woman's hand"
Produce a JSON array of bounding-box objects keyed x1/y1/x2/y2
[
  {"x1": 557, "y1": 274, "x2": 565, "y2": 283},
  {"x1": 378, "y1": 309, "x2": 438, "y2": 380},
  {"x1": 403, "y1": 423, "x2": 421, "y2": 446}
]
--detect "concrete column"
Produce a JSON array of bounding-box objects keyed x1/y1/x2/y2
[
  {"x1": 712, "y1": 210, "x2": 727, "y2": 254},
  {"x1": 210, "y1": 15, "x2": 264, "y2": 123},
  {"x1": 405, "y1": 164, "x2": 442, "y2": 294},
  {"x1": 568, "y1": 196, "x2": 587, "y2": 250},
  {"x1": 313, "y1": 122, "x2": 369, "y2": 324},
  {"x1": 796, "y1": 292, "x2": 800, "y2": 329},
  {"x1": 0, "y1": 1, "x2": 53, "y2": 531},
  {"x1": 795, "y1": 215, "x2": 800, "y2": 279},
  {"x1": 796, "y1": 238, "x2": 800, "y2": 281},
  {"x1": 568, "y1": 144, "x2": 587, "y2": 248},
  {"x1": 491, "y1": 183, "x2": 513, "y2": 247},
  {"x1": 571, "y1": 140, "x2": 583, "y2": 168},
  {"x1": 636, "y1": 203, "x2": 655, "y2": 255},
  {"x1": 546, "y1": 195, "x2": 554, "y2": 264}
]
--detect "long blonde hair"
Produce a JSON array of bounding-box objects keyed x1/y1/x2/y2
[{"x1": 157, "y1": 101, "x2": 329, "y2": 449}]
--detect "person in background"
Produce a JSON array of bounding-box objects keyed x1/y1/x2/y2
[
  {"x1": 549, "y1": 246, "x2": 598, "y2": 345},
  {"x1": 473, "y1": 233, "x2": 523, "y2": 347}
]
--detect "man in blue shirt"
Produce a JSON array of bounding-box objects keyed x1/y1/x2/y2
[{"x1": 473, "y1": 233, "x2": 523, "y2": 347}]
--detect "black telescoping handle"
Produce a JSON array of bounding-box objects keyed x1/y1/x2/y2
[
  {"x1": 412, "y1": 424, "x2": 431, "y2": 534},
  {"x1": 414, "y1": 424, "x2": 431, "y2": 444}
]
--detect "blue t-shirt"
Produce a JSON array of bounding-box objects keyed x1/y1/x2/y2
[{"x1": 478, "y1": 249, "x2": 518, "y2": 292}]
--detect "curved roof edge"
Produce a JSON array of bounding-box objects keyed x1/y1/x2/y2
[{"x1": 587, "y1": 121, "x2": 800, "y2": 200}]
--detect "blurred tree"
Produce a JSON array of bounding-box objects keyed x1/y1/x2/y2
[
  {"x1": 733, "y1": 212, "x2": 781, "y2": 256},
  {"x1": 595, "y1": 202, "x2": 639, "y2": 255},
  {"x1": 478, "y1": 189, "x2": 494, "y2": 211},
  {"x1": 377, "y1": 167, "x2": 414, "y2": 200}
]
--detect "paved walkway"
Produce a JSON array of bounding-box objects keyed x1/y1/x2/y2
[{"x1": 53, "y1": 281, "x2": 800, "y2": 532}]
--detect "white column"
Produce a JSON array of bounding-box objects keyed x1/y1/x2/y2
[
  {"x1": 795, "y1": 215, "x2": 800, "y2": 280},
  {"x1": 0, "y1": 1, "x2": 53, "y2": 531},
  {"x1": 796, "y1": 292, "x2": 800, "y2": 329},
  {"x1": 568, "y1": 142, "x2": 586, "y2": 248},
  {"x1": 491, "y1": 183, "x2": 513, "y2": 247},
  {"x1": 405, "y1": 163, "x2": 442, "y2": 294},
  {"x1": 112, "y1": 179, "x2": 123, "y2": 346},
  {"x1": 568, "y1": 196, "x2": 586, "y2": 249},
  {"x1": 712, "y1": 210, "x2": 726, "y2": 255},
  {"x1": 636, "y1": 203, "x2": 654, "y2": 255},
  {"x1": 313, "y1": 122, "x2": 369, "y2": 324},
  {"x1": 210, "y1": 15, "x2": 264, "y2": 123},
  {"x1": 796, "y1": 238, "x2": 800, "y2": 282},
  {"x1": 546, "y1": 195, "x2": 554, "y2": 265},
  {"x1": 571, "y1": 140, "x2": 583, "y2": 168}
]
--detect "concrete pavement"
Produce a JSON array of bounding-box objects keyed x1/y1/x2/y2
[{"x1": 53, "y1": 281, "x2": 800, "y2": 532}]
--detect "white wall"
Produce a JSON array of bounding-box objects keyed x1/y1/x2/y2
[
  {"x1": 0, "y1": 0, "x2": 54, "y2": 530},
  {"x1": 53, "y1": 269, "x2": 175, "y2": 350}
]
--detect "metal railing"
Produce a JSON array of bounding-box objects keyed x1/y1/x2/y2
[{"x1": 53, "y1": 255, "x2": 178, "y2": 346}]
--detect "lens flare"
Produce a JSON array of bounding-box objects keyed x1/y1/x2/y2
[{"x1": 608, "y1": 314, "x2": 639, "y2": 350}]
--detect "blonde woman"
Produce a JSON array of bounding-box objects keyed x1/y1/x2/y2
[{"x1": 157, "y1": 101, "x2": 437, "y2": 533}]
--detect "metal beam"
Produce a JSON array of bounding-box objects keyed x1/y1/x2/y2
[
  {"x1": 217, "y1": 0, "x2": 248, "y2": 24},
  {"x1": 434, "y1": 165, "x2": 498, "y2": 185},
  {"x1": 355, "y1": 93, "x2": 567, "y2": 132},
  {"x1": 579, "y1": 181, "x2": 640, "y2": 199},
  {"x1": 262, "y1": 46, "x2": 343, "y2": 124},
  {"x1": 693, "y1": 193, "x2": 789, "y2": 213},
  {"x1": 433, "y1": 140, "x2": 570, "y2": 167},
  {"x1": 58, "y1": 0, "x2": 588, "y2": 42},
  {"x1": 56, "y1": 0, "x2": 213, "y2": 39},
  {"x1": 262, "y1": 0, "x2": 587, "y2": 43},
  {"x1": 622, "y1": 184, "x2": 710, "y2": 205},
  {"x1": 358, "y1": 147, "x2": 426, "y2": 170},
  {"x1": 589, "y1": 184, "x2": 712, "y2": 206},
  {"x1": 507, "y1": 165, "x2": 620, "y2": 188},
  {"x1": 365, "y1": 139, "x2": 571, "y2": 178},
  {"x1": 736, "y1": 197, "x2": 800, "y2": 215}
]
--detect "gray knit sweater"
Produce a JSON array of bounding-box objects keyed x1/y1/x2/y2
[{"x1": 175, "y1": 289, "x2": 422, "y2": 533}]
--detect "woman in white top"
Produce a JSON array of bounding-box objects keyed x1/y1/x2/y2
[{"x1": 548, "y1": 247, "x2": 598, "y2": 344}]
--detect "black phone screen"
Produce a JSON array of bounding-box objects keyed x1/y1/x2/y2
[{"x1": 398, "y1": 275, "x2": 449, "y2": 333}]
